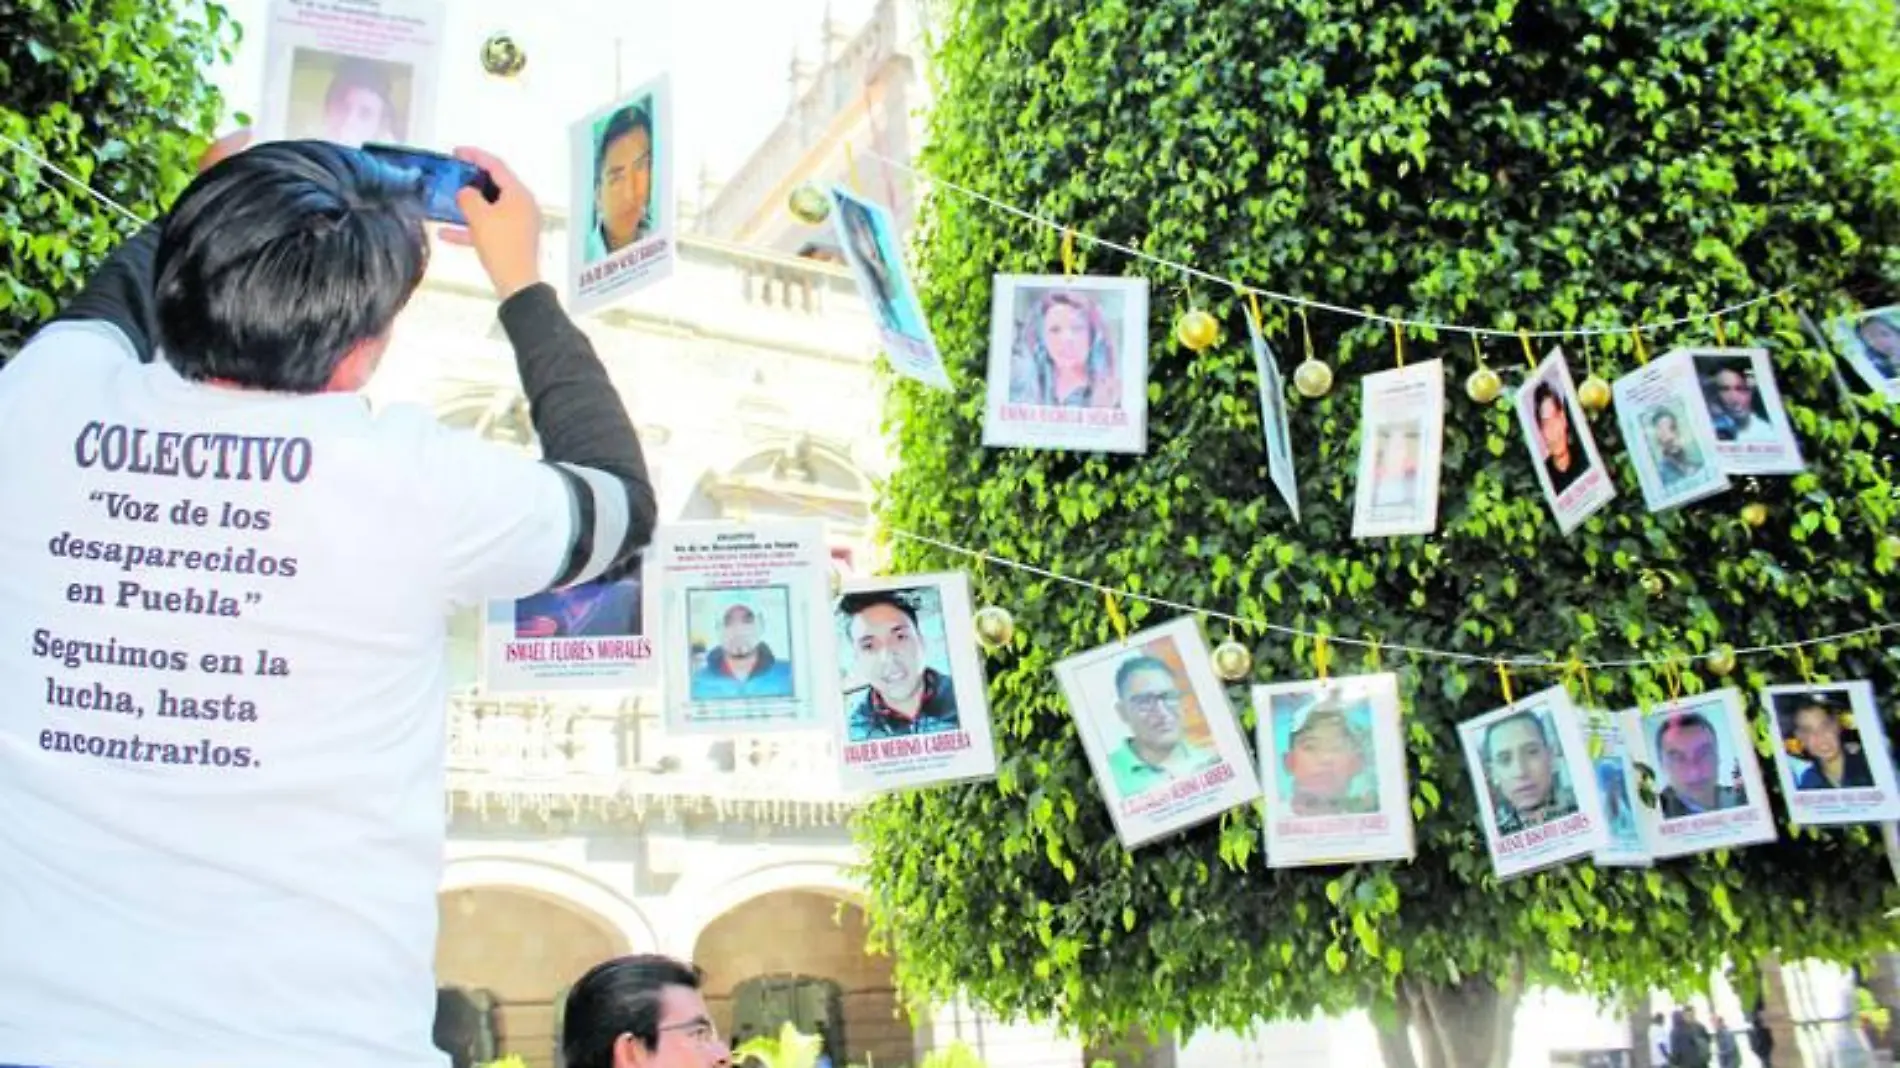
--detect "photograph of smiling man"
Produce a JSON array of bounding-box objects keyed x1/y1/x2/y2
[
  {"x1": 567, "y1": 73, "x2": 675, "y2": 316},
  {"x1": 1458, "y1": 685, "x2": 1607, "y2": 879},
  {"x1": 832, "y1": 572, "x2": 997, "y2": 794},
  {"x1": 1056, "y1": 617, "x2": 1261, "y2": 849}
]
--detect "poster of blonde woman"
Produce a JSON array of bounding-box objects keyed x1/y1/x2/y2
[
  {"x1": 1054, "y1": 616, "x2": 1260, "y2": 849},
  {"x1": 983, "y1": 274, "x2": 1150, "y2": 454},
  {"x1": 1763, "y1": 682, "x2": 1900, "y2": 826},
  {"x1": 1351, "y1": 360, "x2": 1446, "y2": 538},
  {"x1": 255, "y1": 0, "x2": 445, "y2": 148},
  {"x1": 1827, "y1": 306, "x2": 1900, "y2": 402}
]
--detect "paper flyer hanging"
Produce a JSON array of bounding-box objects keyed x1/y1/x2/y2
[
  {"x1": 1351, "y1": 359, "x2": 1445, "y2": 538},
  {"x1": 1247, "y1": 314, "x2": 1300, "y2": 521},
  {"x1": 1515, "y1": 348, "x2": 1615, "y2": 534},
  {"x1": 1253, "y1": 673, "x2": 1414, "y2": 868},
  {"x1": 255, "y1": 0, "x2": 447, "y2": 149},
  {"x1": 1621, "y1": 689, "x2": 1777, "y2": 859},
  {"x1": 828, "y1": 186, "x2": 953, "y2": 390},
  {"x1": 1762, "y1": 681, "x2": 1900, "y2": 826},
  {"x1": 982, "y1": 274, "x2": 1151, "y2": 455},
  {"x1": 1613, "y1": 350, "x2": 1732, "y2": 513},
  {"x1": 1458, "y1": 685, "x2": 1609, "y2": 880},
  {"x1": 1584, "y1": 716, "x2": 1653, "y2": 868},
  {"x1": 567, "y1": 73, "x2": 676, "y2": 316}
]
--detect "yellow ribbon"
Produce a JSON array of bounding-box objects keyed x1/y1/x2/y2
[
  {"x1": 1518, "y1": 328, "x2": 1537, "y2": 370},
  {"x1": 1713, "y1": 314, "x2": 1729, "y2": 347},
  {"x1": 1661, "y1": 658, "x2": 1683, "y2": 701},
  {"x1": 1316, "y1": 634, "x2": 1331, "y2": 680},
  {"x1": 1247, "y1": 291, "x2": 1265, "y2": 334},
  {"x1": 1061, "y1": 229, "x2": 1077, "y2": 277},
  {"x1": 1392, "y1": 323, "x2": 1406, "y2": 368},
  {"x1": 1104, "y1": 590, "x2": 1128, "y2": 642},
  {"x1": 1631, "y1": 327, "x2": 1650, "y2": 365},
  {"x1": 1497, "y1": 662, "x2": 1514, "y2": 704},
  {"x1": 1368, "y1": 638, "x2": 1383, "y2": 671},
  {"x1": 1470, "y1": 333, "x2": 1487, "y2": 370},
  {"x1": 1795, "y1": 645, "x2": 1815, "y2": 683},
  {"x1": 843, "y1": 139, "x2": 862, "y2": 193},
  {"x1": 1298, "y1": 306, "x2": 1316, "y2": 363}
]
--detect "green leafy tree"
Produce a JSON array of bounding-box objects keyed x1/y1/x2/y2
[
  {"x1": 858, "y1": 1, "x2": 1900, "y2": 1065},
  {"x1": 1, "y1": 0, "x2": 237, "y2": 356}
]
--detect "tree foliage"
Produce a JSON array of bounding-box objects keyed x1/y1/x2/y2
[
  {"x1": 857, "y1": 0, "x2": 1900, "y2": 1046},
  {"x1": 1, "y1": 0, "x2": 237, "y2": 355}
]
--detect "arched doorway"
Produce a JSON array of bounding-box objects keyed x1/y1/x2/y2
[
  {"x1": 436, "y1": 887, "x2": 629, "y2": 1068},
  {"x1": 693, "y1": 889, "x2": 912, "y2": 1066}
]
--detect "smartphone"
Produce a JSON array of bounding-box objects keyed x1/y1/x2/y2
[{"x1": 359, "y1": 143, "x2": 500, "y2": 225}]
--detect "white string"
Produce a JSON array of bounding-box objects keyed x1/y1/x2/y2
[
  {"x1": 888, "y1": 528, "x2": 1900, "y2": 672},
  {"x1": 862, "y1": 149, "x2": 1796, "y2": 341},
  {"x1": 0, "y1": 132, "x2": 151, "y2": 228}
]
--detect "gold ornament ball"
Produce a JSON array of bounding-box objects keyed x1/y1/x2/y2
[
  {"x1": 1577, "y1": 375, "x2": 1613, "y2": 413},
  {"x1": 1740, "y1": 502, "x2": 1769, "y2": 528},
  {"x1": 1641, "y1": 571, "x2": 1665, "y2": 597},
  {"x1": 1706, "y1": 645, "x2": 1738, "y2": 677},
  {"x1": 1175, "y1": 309, "x2": 1220, "y2": 352},
  {"x1": 1211, "y1": 640, "x2": 1253, "y2": 682},
  {"x1": 479, "y1": 33, "x2": 527, "y2": 78},
  {"x1": 973, "y1": 606, "x2": 1015, "y2": 649},
  {"x1": 1465, "y1": 366, "x2": 1503, "y2": 405},
  {"x1": 1293, "y1": 358, "x2": 1334, "y2": 398},
  {"x1": 787, "y1": 182, "x2": 831, "y2": 225}
]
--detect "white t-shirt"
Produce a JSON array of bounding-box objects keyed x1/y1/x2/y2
[{"x1": 0, "y1": 323, "x2": 575, "y2": 1068}]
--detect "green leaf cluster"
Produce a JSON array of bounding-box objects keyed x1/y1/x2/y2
[
  {"x1": 1, "y1": 0, "x2": 237, "y2": 354},
  {"x1": 857, "y1": 0, "x2": 1900, "y2": 1042}
]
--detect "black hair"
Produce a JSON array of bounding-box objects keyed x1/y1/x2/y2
[
  {"x1": 1483, "y1": 710, "x2": 1550, "y2": 765},
  {"x1": 1532, "y1": 381, "x2": 1562, "y2": 418},
  {"x1": 595, "y1": 103, "x2": 654, "y2": 184},
  {"x1": 837, "y1": 589, "x2": 920, "y2": 627},
  {"x1": 561, "y1": 954, "x2": 704, "y2": 1068},
  {"x1": 154, "y1": 141, "x2": 429, "y2": 392},
  {"x1": 1647, "y1": 407, "x2": 1678, "y2": 429},
  {"x1": 1113, "y1": 654, "x2": 1174, "y2": 697},
  {"x1": 1656, "y1": 711, "x2": 1717, "y2": 754}
]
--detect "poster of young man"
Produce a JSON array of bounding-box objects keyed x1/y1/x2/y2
[
  {"x1": 1253, "y1": 673, "x2": 1414, "y2": 868},
  {"x1": 1248, "y1": 315, "x2": 1300, "y2": 520},
  {"x1": 1515, "y1": 348, "x2": 1615, "y2": 534},
  {"x1": 1613, "y1": 350, "x2": 1732, "y2": 513},
  {"x1": 982, "y1": 274, "x2": 1150, "y2": 455},
  {"x1": 832, "y1": 572, "x2": 997, "y2": 793},
  {"x1": 1053, "y1": 616, "x2": 1261, "y2": 850},
  {"x1": 1351, "y1": 360, "x2": 1446, "y2": 538},
  {"x1": 480, "y1": 560, "x2": 655, "y2": 692},
  {"x1": 828, "y1": 186, "x2": 952, "y2": 391},
  {"x1": 1622, "y1": 690, "x2": 1777, "y2": 859},
  {"x1": 1763, "y1": 682, "x2": 1900, "y2": 826},
  {"x1": 1585, "y1": 718, "x2": 1652, "y2": 868},
  {"x1": 567, "y1": 74, "x2": 675, "y2": 317},
  {"x1": 1826, "y1": 306, "x2": 1900, "y2": 402},
  {"x1": 645, "y1": 520, "x2": 839, "y2": 734},
  {"x1": 1458, "y1": 686, "x2": 1607, "y2": 880},
  {"x1": 1685, "y1": 348, "x2": 1805, "y2": 475},
  {"x1": 255, "y1": 0, "x2": 445, "y2": 148}
]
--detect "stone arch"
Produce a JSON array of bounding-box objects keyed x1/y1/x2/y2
[
  {"x1": 670, "y1": 859, "x2": 862, "y2": 956},
  {"x1": 441, "y1": 855, "x2": 657, "y2": 953}
]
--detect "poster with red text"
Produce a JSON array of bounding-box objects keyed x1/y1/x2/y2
[
  {"x1": 1459, "y1": 685, "x2": 1608, "y2": 880},
  {"x1": 1622, "y1": 689, "x2": 1777, "y2": 859},
  {"x1": 256, "y1": 0, "x2": 446, "y2": 149},
  {"x1": 982, "y1": 274, "x2": 1150, "y2": 454}
]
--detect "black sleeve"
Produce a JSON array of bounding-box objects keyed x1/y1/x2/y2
[
  {"x1": 47, "y1": 221, "x2": 166, "y2": 363},
  {"x1": 496, "y1": 283, "x2": 659, "y2": 586}
]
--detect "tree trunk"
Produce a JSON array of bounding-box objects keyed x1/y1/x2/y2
[
  {"x1": 1082, "y1": 1027, "x2": 1176, "y2": 1068},
  {"x1": 1393, "y1": 959, "x2": 1525, "y2": 1068},
  {"x1": 1373, "y1": 996, "x2": 1423, "y2": 1068}
]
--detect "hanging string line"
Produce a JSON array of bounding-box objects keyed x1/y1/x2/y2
[
  {"x1": 886, "y1": 528, "x2": 1899, "y2": 671},
  {"x1": 0, "y1": 132, "x2": 149, "y2": 228},
  {"x1": 861, "y1": 149, "x2": 1795, "y2": 341}
]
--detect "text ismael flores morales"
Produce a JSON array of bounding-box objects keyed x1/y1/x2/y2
[{"x1": 34, "y1": 421, "x2": 310, "y2": 770}]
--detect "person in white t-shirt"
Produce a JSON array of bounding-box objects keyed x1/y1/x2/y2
[{"x1": 0, "y1": 132, "x2": 656, "y2": 1068}]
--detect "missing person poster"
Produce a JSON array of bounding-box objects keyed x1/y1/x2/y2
[
  {"x1": 1054, "y1": 616, "x2": 1261, "y2": 850},
  {"x1": 1683, "y1": 348, "x2": 1806, "y2": 476},
  {"x1": 1253, "y1": 673, "x2": 1414, "y2": 868},
  {"x1": 829, "y1": 186, "x2": 952, "y2": 391},
  {"x1": 1248, "y1": 315, "x2": 1300, "y2": 521},
  {"x1": 481, "y1": 561, "x2": 655, "y2": 692},
  {"x1": 1613, "y1": 350, "x2": 1732, "y2": 513},
  {"x1": 1351, "y1": 360, "x2": 1446, "y2": 538},
  {"x1": 1826, "y1": 306, "x2": 1900, "y2": 403},
  {"x1": 1622, "y1": 689, "x2": 1777, "y2": 859},
  {"x1": 1763, "y1": 681, "x2": 1900, "y2": 826},
  {"x1": 832, "y1": 572, "x2": 996, "y2": 793},
  {"x1": 645, "y1": 520, "x2": 839, "y2": 735},
  {"x1": 1585, "y1": 717, "x2": 1652, "y2": 868},
  {"x1": 1516, "y1": 348, "x2": 1615, "y2": 534},
  {"x1": 567, "y1": 73, "x2": 675, "y2": 316},
  {"x1": 982, "y1": 274, "x2": 1151, "y2": 455},
  {"x1": 256, "y1": 0, "x2": 446, "y2": 149},
  {"x1": 1459, "y1": 686, "x2": 1608, "y2": 880}
]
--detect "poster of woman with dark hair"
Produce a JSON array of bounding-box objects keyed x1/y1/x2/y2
[
  {"x1": 827, "y1": 186, "x2": 952, "y2": 390},
  {"x1": 983, "y1": 274, "x2": 1150, "y2": 454}
]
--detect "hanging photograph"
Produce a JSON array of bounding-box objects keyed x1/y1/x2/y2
[
  {"x1": 982, "y1": 274, "x2": 1150, "y2": 454},
  {"x1": 832, "y1": 572, "x2": 997, "y2": 793},
  {"x1": 1053, "y1": 616, "x2": 1262, "y2": 850},
  {"x1": 1613, "y1": 350, "x2": 1732, "y2": 513},
  {"x1": 1763, "y1": 682, "x2": 1900, "y2": 826},
  {"x1": 481, "y1": 559, "x2": 655, "y2": 693},
  {"x1": 1584, "y1": 717, "x2": 1651, "y2": 868},
  {"x1": 1683, "y1": 348, "x2": 1805, "y2": 475},
  {"x1": 1622, "y1": 689, "x2": 1777, "y2": 859},
  {"x1": 645, "y1": 520, "x2": 840, "y2": 735},
  {"x1": 1351, "y1": 360, "x2": 1446, "y2": 538},
  {"x1": 1253, "y1": 673, "x2": 1414, "y2": 868},
  {"x1": 567, "y1": 73, "x2": 676, "y2": 316},
  {"x1": 828, "y1": 186, "x2": 952, "y2": 391},
  {"x1": 1515, "y1": 348, "x2": 1615, "y2": 534},
  {"x1": 1248, "y1": 315, "x2": 1300, "y2": 521},
  {"x1": 255, "y1": 0, "x2": 445, "y2": 148},
  {"x1": 1826, "y1": 306, "x2": 1900, "y2": 402},
  {"x1": 1458, "y1": 685, "x2": 1608, "y2": 879}
]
